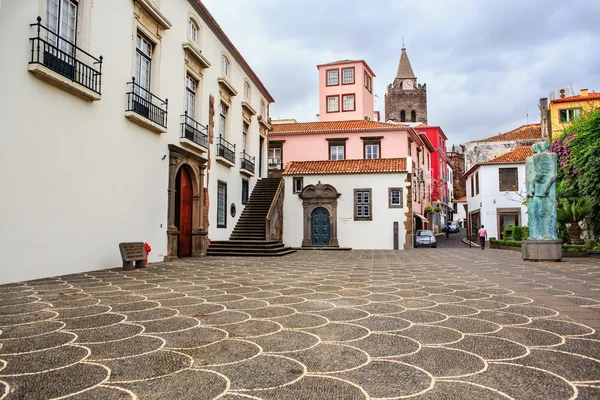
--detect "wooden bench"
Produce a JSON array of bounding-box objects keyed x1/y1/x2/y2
[{"x1": 118, "y1": 242, "x2": 147, "y2": 270}]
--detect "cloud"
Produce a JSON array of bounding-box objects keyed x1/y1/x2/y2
[{"x1": 202, "y1": 0, "x2": 600, "y2": 146}]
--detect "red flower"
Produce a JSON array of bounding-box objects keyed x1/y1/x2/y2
[{"x1": 144, "y1": 242, "x2": 152, "y2": 255}]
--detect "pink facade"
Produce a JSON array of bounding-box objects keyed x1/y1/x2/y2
[{"x1": 317, "y1": 60, "x2": 376, "y2": 122}]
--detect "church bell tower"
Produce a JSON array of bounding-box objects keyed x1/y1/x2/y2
[{"x1": 385, "y1": 47, "x2": 427, "y2": 124}]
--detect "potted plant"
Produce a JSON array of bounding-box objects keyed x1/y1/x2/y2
[{"x1": 557, "y1": 198, "x2": 593, "y2": 244}]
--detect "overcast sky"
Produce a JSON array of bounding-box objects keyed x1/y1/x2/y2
[{"x1": 203, "y1": 0, "x2": 600, "y2": 148}]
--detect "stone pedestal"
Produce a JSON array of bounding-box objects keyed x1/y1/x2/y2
[{"x1": 522, "y1": 240, "x2": 562, "y2": 262}]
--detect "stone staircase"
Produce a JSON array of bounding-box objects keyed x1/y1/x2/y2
[{"x1": 207, "y1": 178, "x2": 296, "y2": 256}]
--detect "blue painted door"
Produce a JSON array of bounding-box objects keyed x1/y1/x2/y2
[{"x1": 311, "y1": 207, "x2": 330, "y2": 246}]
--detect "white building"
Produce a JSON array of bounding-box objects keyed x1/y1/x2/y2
[
  {"x1": 453, "y1": 196, "x2": 468, "y2": 225},
  {"x1": 465, "y1": 146, "x2": 531, "y2": 241},
  {"x1": 282, "y1": 159, "x2": 412, "y2": 250},
  {"x1": 0, "y1": 0, "x2": 273, "y2": 284}
]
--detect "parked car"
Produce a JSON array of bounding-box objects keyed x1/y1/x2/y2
[
  {"x1": 415, "y1": 230, "x2": 437, "y2": 248},
  {"x1": 448, "y1": 221, "x2": 460, "y2": 233}
]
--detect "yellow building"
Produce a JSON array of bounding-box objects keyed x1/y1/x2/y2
[{"x1": 550, "y1": 89, "x2": 600, "y2": 139}]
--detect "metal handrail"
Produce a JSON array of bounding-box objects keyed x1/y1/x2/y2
[
  {"x1": 29, "y1": 17, "x2": 103, "y2": 94},
  {"x1": 181, "y1": 111, "x2": 208, "y2": 148},
  {"x1": 126, "y1": 77, "x2": 168, "y2": 128},
  {"x1": 217, "y1": 136, "x2": 236, "y2": 163},
  {"x1": 240, "y1": 151, "x2": 255, "y2": 173}
]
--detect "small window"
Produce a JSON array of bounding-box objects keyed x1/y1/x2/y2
[
  {"x1": 268, "y1": 147, "x2": 282, "y2": 169},
  {"x1": 475, "y1": 172, "x2": 479, "y2": 195},
  {"x1": 293, "y1": 177, "x2": 303, "y2": 194},
  {"x1": 470, "y1": 176, "x2": 474, "y2": 197},
  {"x1": 400, "y1": 110, "x2": 406, "y2": 122},
  {"x1": 559, "y1": 108, "x2": 581, "y2": 123},
  {"x1": 330, "y1": 144, "x2": 345, "y2": 160},
  {"x1": 242, "y1": 122, "x2": 248, "y2": 153},
  {"x1": 354, "y1": 189, "x2": 372, "y2": 221},
  {"x1": 188, "y1": 19, "x2": 198, "y2": 43},
  {"x1": 342, "y1": 67, "x2": 355, "y2": 84},
  {"x1": 242, "y1": 179, "x2": 249, "y2": 205},
  {"x1": 411, "y1": 110, "x2": 417, "y2": 122},
  {"x1": 327, "y1": 96, "x2": 339, "y2": 113},
  {"x1": 499, "y1": 168, "x2": 519, "y2": 191},
  {"x1": 219, "y1": 102, "x2": 228, "y2": 138},
  {"x1": 244, "y1": 81, "x2": 251, "y2": 100},
  {"x1": 327, "y1": 69, "x2": 339, "y2": 86},
  {"x1": 217, "y1": 181, "x2": 227, "y2": 228},
  {"x1": 364, "y1": 71, "x2": 372, "y2": 92},
  {"x1": 427, "y1": 153, "x2": 430, "y2": 170},
  {"x1": 364, "y1": 143, "x2": 380, "y2": 159},
  {"x1": 185, "y1": 75, "x2": 197, "y2": 118},
  {"x1": 342, "y1": 94, "x2": 355, "y2": 111},
  {"x1": 221, "y1": 55, "x2": 230, "y2": 76},
  {"x1": 389, "y1": 188, "x2": 403, "y2": 208}
]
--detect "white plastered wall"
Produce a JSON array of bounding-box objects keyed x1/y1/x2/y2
[
  {"x1": 283, "y1": 173, "x2": 410, "y2": 249},
  {"x1": 0, "y1": 0, "x2": 271, "y2": 283}
]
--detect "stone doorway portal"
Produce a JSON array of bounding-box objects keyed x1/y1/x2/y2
[{"x1": 300, "y1": 181, "x2": 340, "y2": 247}]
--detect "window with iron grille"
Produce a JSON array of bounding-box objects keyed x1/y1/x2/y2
[
  {"x1": 499, "y1": 168, "x2": 519, "y2": 191},
  {"x1": 135, "y1": 33, "x2": 153, "y2": 96},
  {"x1": 389, "y1": 188, "x2": 403, "y2": 208},
  {"x1": 186, "y1": 75, "x2": 196, "y2": 118},
  {"x1": 47, "y1": 0, "x2": 78, "y2": 55},
  {"x1": 217, "y1": 181, "x2": 227, "y2": 228},
  {"x1": 354, "y1": 189, "x2": 372, "y2": 220},
  {"x1": 241, "y1": 179, "x2": 249, "y2": 205},
  {"x1": 219, "y1": 102, "x2": 228, "y2": 138}
]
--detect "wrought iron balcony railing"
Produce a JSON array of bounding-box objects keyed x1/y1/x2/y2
[
  {"x1": 217, "y1": 136, "x2": 236, "y2": 164},
  {"x1": 240, "y1": 151, "x2": 255, "y2": 174},
  {"x1": 181, "y1": 111, "x2": 208, "y2": 149},
  {"x1": 29, "y1": 17, "x2": 103, "y2": 94},
  {"x1": 126, "y1": 78, "x2": 168, "y2": 128}
]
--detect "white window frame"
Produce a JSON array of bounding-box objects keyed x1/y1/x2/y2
[
  {"x1": 221, "y1": 54, "x2": 230, "y2": 77},
  {"x1": 327, "y1": 69, "x2": 339, "y2": 86},
  {"x1": 260, "y1": 100, "x2": 266, "y2": 117},
  {"x1": 327, "y1": 96, "x2": 339, "y2": 113},
  {"x1": 559, "y1": 108, "x2": 581, "y2": 123},
  {"x1": 342, "y1": 67, "x2": 354, "y2": 84},
  {"x1": 135, "y1": 33, "x2": 153, "y2": 98},
  {"x1": 188, "y1": 19, "x2": 198, "y2": 43},
  {"x1": 244, "y1": 81, "x2": 251, "y2": 100},
  {"x1": 217, "y1": 181, "x2": 227, "y2": 228},
  {"x1": 242, "y1": 122, "x2": 248, "y2": 153},
  {"x1": 342, "y1": 94, "x2": 355, "y2": 111},
  {"x1": 330, "y1": 145, "x2": 344, "y2": 160},
  {"x1": 219, "y1": 102, "x2": 228, "y2": 138},
  {"x1": 186, "y1": 75, "x2": 197, "y2": 118},
  {"x1": 365, "y1": 144, "x2": 380, "y2": 159},
  {"x1": 46, "y1": 0, "x2": 78, "y2": 56},
  {"x1": 389, "y1": 188, "x2": 403, "y2": 208},
  {"x1": 293, "y1": 177, "x2": 303, "y2": 194}
]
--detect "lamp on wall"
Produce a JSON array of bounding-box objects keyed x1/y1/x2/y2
[{"x1": 161, "y1": 155, "x2": 167, "y2": 160}]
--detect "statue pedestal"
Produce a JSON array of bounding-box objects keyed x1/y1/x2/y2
[{"x1": 522, "y1": 240, "x2": 562, "y2": 262}]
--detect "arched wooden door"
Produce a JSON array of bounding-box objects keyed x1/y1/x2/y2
[
  {"x1": 176, "y1": 167, "x2": 193, "y2": 257},
  {"x1": 311, "y1": 207, "x2": 330, "y2": 246}
]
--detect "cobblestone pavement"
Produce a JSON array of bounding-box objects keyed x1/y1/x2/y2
[{"x1": 1, "y1": 250, "x2": 599, "y2": 399}]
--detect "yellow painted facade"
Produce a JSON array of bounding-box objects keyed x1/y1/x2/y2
[{"x1": 549, "y1": 89, "x2": 600, "y2": 139}]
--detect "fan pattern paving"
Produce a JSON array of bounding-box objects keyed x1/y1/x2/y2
[{"x1": 0, "y1": 249, "x2": 599, "y2": 399}]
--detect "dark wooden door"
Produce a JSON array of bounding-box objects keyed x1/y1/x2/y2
[
  {"x1": 311, "y1": 207, "x2": 330, "y2": 246},
  {"x1": 178, "y1": 167, "x2": 193, "y2": 257}
]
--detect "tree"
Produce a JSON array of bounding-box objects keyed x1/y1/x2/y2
[{"x1": 557, "y1": 198, "x2": 593, "y2": 244}]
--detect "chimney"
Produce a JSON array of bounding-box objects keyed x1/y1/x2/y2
[
  {"x1": 581, "y1": 89, "x2": 589, "y2": 97},
  {"x1": 539, "y1": 98, "x2": 550, "y2": 139}
]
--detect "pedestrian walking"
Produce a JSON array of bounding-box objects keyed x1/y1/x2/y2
[
  {"x1": 478, "y1": 225, "x2": 488, "y2": 249},
  {"x1": 444, "y1": 223, "x2": 450, "y2": 239}
]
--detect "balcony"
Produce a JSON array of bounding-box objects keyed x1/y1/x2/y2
[
  {"x1": 216, "y1": 136, "x2": 236, "y2": 167},
  {"x1": 125, "y1": 78, "x2": 168, "y2": 134},
  {"x1": 180, "y1": 112, "x2": 208, "y2": 152},
  {"x1": 268, "y1": 159, "x2": 283, "y2": 170},
  {"x1": 28, "y1": 17, "x2": 102, "y2": 101},
  {"x1": 240, "y1": 151, "x2": 255, "y2": 176}
]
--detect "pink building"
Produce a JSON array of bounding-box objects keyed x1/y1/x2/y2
[
  {"x1": 269, "y1": 120, "x2": 433, "y2": 230},
  {"x1": 317, "y1": 60, "x2": 376, "y2": 122}
]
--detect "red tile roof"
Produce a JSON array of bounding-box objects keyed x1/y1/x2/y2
[
  {"x1": 550, "y1": 92, "x2": 600, "y2": 104},
  {"x1": 283, "y1": 158, "x2": 408, "y2": 176},
  {"x1": 465, "y1": 146, "x2": 533, "y2": 177},
  {"x1": 476, "y1": 124, "x2": 541, "y2": 143},
  {"x1": 271, "y1": 120, "x2": 410, "y2": 136},
  {"x1": 192, "y1": 1, "x2": 274, "y2": 103}
]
